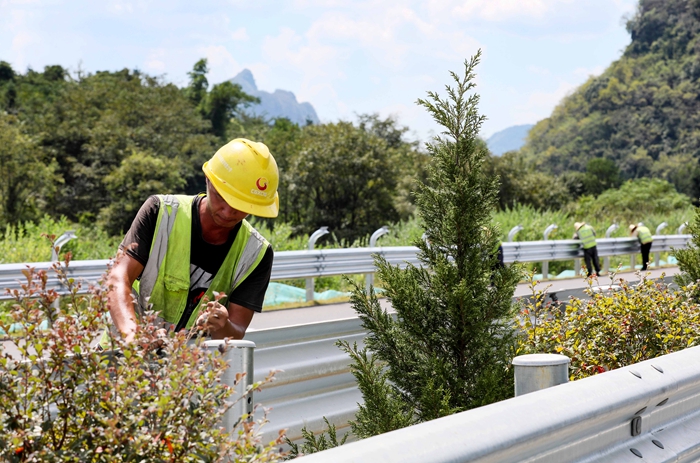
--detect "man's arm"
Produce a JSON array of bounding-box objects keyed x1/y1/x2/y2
[
  {"x1": 107, "y1": 252, "x2": 146, "y2": 343},
  {"x1": 199, "y1": 301, "x2": 255, "y2": 339}
]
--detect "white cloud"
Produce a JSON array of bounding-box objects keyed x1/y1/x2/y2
[
  {"x1": 0, "y1": 0, "x2": 41, "y2": 6},
  {"x1": 11, "y1": 30, "x2": 37, "y2": 49},
  {"x1": 528, "y1": 65, "x2": 551, "y2": 76},
  {"x1": 200, "y1": 45, "x2": 241, "y2": 84},
  {"x1": 261, "y1": 27, "x2": 339, "y2": 73},
  {"x1": 573, "y1": 65, "x2": 604, "y2": 79},
  {"x1": 109, "y1": 1, "x2": 134, "y2": 14},
  {"x1": 144, "y1": 48, "x2": 167, "y2": 73},
  {"x1": 514, "y1": 80, "x2": 577, "y2": 123},
  {"x1": 442, "y1": 31, "x2": 484, "y2": 63},
  {"x1": 292, "y1": 0, "x2": 347, "y2": 7},
  {"x1": 421, "y1": 0, "x2": 582, "y2": 24},
  {"x1": 452, "y1": 0, "x2": 558, "y2": 22},
  {"x1": 231, "y1": 27, "x2": 249, "y2": 41}
]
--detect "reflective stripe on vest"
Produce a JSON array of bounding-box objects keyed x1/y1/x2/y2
[
  {"x1": 137, "y1": 194, "x2": 269, "y2": 328},
  {"x1": 577, "y1": 225, "x2": 597, "y2": 249},
  {"x1": 637, "y1": 226, "x2": 653, "y2": 244}
]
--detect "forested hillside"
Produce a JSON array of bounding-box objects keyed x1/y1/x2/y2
[
  {"x1": 0, "y1": 59, "x2": 427, "y2": 241},
  {"x1": 519, "y1": 0, "x2": 700, "y2": 202}
]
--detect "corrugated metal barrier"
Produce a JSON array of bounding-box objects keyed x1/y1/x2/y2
[
  {"x1": 300, "y1": 345, "x2": 700, "y2": 462},
  {"x1": 0, "y1": 235, "x2": 689, "y2": 300}
]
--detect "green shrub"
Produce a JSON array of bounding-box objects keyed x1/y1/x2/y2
[
  {"x1": 519, "y1": 272, "x2": 700, "y2": 380},
  {"x1": 345, "y1": 54, "x2": 522, "y2": 440},
  {"x1": 285, "y1": 417, "x2": 348, "y2": 459},
  {"x1": 0, "y1": 255, "x2": 285, "y2": 462},
  {"x1": 570, "y1": 178, "x2": 693, "y2": 224},
  {"x1": 0, "y1": 215, "x2": 121, "y2": 263},
  {"x1": 675, "y1": 206, "x2": 700, "y2": 299}
]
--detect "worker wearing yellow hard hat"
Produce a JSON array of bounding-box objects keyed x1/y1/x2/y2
[
  {"x1": 103, "y1": 138, "x2": 279, "y2": 349},
  {"x1": 203, "y1": 138, "x2": 279, "y2": 218},
  {"x1": 573, "y1": 221, "x2": 601, "y2": 278},
  {"x1": 629, "y1": 223, "x2": 653, "y2": 271}
]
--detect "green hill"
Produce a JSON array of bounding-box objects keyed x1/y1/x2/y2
[{"x1": 520, "y1": 0, "x2": 700, "y2": 201}]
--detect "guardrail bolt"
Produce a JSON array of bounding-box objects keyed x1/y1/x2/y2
[
  {"x1": 631, "y1": 416, "x2": 642, "y2": 436},
  {"x1": 306, "y1": 227, "x2": 330, "y2": 302}
]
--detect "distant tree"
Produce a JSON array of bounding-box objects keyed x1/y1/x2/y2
[
  {"x1": 186, "y1": 58, "x2": 209, "y2": 106},
  {"x1": 286, "y1": 115, "x2": 426, "y2": 241},
  {"x1": 518, "y1": 0, "x2": 700, "y2": 198},
  {"x1": 261, "y1": 118, "x2": 302, "y2": 224},
  {"x1": 675, "y1": 205, "x2": 700, "y2": 300},
  {"x1": 357, "y1": 114, "x2": 429, "y2": 219},
  {"x1": 287, "y1": 121, "x2": 401, "y2": 240},
  {"x1": 0, "y1": 61, "x2": 14, "y2": 81},
  {"x1": 99, "y1": 151, "x2": 187, "y2": 235},
  {"x1": 202, "y1": 81, "x2": 259, "y2": 139},
  {"x1": 42, "y1": 65, "x2": 66, "y2": 82},
  {"x1": 583, "y1": 157, "x2": 622, "y2": 196},
  {"x1": 0, "y1": 114, "x2": 59, "y2": 227},
  {"x1": 486, "y1": 150, "x2": 570, "y2": 211},
  {"x1": 572, "y1": 178, "x2": 692, "y2": 223},
  {"x1": 186, "y1": 58, "x2": 260, "y2": 139},
  {"x1": 344, "y1": 53, "x2": 521, "y2": 439},
  {"x1": 36, "y1": 67, "x2": 217, "y2": 226}
]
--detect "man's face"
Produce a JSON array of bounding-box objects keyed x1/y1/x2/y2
[{"x1": 205, "y1": 179, "x2": 249, "y2": 228}]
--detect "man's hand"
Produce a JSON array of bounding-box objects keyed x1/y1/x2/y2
[{"x1": 196, "y1": 301, "x2": 229, "y2": 333}]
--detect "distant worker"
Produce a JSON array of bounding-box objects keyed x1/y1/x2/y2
[
  {"x1": 573, "y1": 221, "x2": 601, "y2": 278},
  {"x1": 102, "y1": 138, "x2": 278, "y2": 349},
  {"x1": 629, "y1": 223, "x2": 653, "y2": 271}
]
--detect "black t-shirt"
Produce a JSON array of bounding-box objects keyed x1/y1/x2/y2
[{"x1": 120, "y1": 195, "x2": 273, "y2": 330}]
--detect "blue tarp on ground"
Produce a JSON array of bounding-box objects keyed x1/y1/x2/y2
[{"x1": 263, "y1": 282, "x2": 351, "y2": 307}]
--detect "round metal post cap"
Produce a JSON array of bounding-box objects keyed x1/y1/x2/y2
[
  {"x1": 203, "y1": 339, "x2": 256, "y2": 349},
  {"x1": 512, "y1": 353, "x2": 570, "y2": 366}
]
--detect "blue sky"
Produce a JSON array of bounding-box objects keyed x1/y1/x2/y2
[{"x1": 1, "y1": 0, "x2": 637, "y2": 141}]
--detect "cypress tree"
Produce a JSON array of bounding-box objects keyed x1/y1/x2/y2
[
  {"x1": 342, "y1": 51, "x2": 522, "y2": 438},
  {"x1": 675, "y1": 206, "x2": 700, "y2": 301}
]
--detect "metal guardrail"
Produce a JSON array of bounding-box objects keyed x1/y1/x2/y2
[
  {"x1": 1, "y1": 235, "x2": 696, "y2": 453},
  {"x1": 0, "y1": 235, "x2": 690, "y2": 301},
  {"x1": 246, "y1": 317, "x2": 366, "y2": 445},
  {"x1": 300, "y1": 345, "x2": 700, "y2": 462}
]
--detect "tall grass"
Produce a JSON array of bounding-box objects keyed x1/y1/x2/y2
[
  {"x1": 0, "y1": 216, "x2": 121, "y2": 263},
  {"x1": 0, "y1": 205, "x2": 694, "y2": 279},
  {"x1": 494, "y1": 204, "x2": 694, "y2": 243}
]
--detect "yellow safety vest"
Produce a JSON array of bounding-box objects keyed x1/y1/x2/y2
[
  {"x1": 577, "y1": 225, "x2": 597, "y2": 250},
  {"x1": 100, "y1": 195, "x2": 269, "y2": 349},
  {"x1": 637, "y1": 226, "x2": 653, "y2": 245}
]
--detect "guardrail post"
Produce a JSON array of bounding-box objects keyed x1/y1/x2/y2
[
  {"x1": 51, "y1": 231, "x2": 78, "y2": 314},
  {"x1": 603, "y1": 224, "x2": 618, "y2": 274},
  {"x1": 306, "y1": 227, "x2": 329, "y2": 303},
  {"x1": 512, "y1": 354, "x2": 570, "y2": 396},
  {"x1": 574, "y1": 259, "x2": 581, "y2": 277},
  {"x1": 366, "y1": 226, "x2": 389, "y2": 295},
  {"x1": 541, "y1": 224, "x2": 557, "y2": 280},
  {"x1": 679, "y1": 222, "x2": 688, "y2": 234},
  {"x1": 203, "y1": 339, "x2": 256, "y2": 432},
  {"x1": 654, "y1": 222, "x2": 668, "y2": 268},
  {"x1": 507, "y1": 225, "x2": 523, "y2": 243}
]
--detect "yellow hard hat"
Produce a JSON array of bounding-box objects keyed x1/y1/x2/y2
[
  {"x1": 574, "y1": 222, "x2": 585, "y2": 231},
  {"x1": 629, "y1": 224, "x2": 638, "y2": 233},
  {"x1": 202, "y1": 138, "x2": 279, "y2": 218}
]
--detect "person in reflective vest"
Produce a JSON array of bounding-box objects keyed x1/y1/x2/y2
[
  {"x1": 573, "y1": 221, "x2": 601, "y2": 278},
  {"x1": 104, "y1": 139, "x2": 279, "y2": 347},
  {"x1": 629, "y1": 224, "x2": 653, "y2": 271}
]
